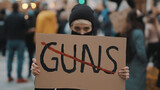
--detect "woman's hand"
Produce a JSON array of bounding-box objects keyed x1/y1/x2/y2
[
  {"x1": 31, "y1": 58, "x2": 129, "y2": 80},
  {"x1": 31, "y1": 58, "x2": 40, "y2": 76},
  {"x1": 118, "y1": 66, "x2": 129, "y2": 80}
]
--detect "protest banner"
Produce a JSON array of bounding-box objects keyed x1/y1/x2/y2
[
  {"x1": 109, "y1": 8, "x2": 131, "y2": 34},
  {"x1": 35, "y1": 33, "x2": 126, "y2": 90}
]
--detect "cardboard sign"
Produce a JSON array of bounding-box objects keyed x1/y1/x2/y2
[
  {"x1": 109, "y1": 8, "x2": 131, "y2": 34},
  {"x1": 35, "y1": 33, "x2": 126, "y2": 90}
]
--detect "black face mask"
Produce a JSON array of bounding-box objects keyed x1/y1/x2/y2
[{"x1": 71, "y1": 31, "x2": 93, "y2": 35}]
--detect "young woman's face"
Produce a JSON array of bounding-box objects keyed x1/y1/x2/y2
[{"x1": 71, "y1": 19, "x2": 92, "y2": 35}]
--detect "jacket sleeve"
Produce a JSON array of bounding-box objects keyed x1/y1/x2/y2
[{"x1": 132, "y1": 29, "x2": 147, "y2": 63}]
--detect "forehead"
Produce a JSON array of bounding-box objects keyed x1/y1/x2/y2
[{"x1": 71, "y1": 19, "x2": 92, "y2": 26}]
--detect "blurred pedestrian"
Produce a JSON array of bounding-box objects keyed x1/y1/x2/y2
[
  {"x1": 155, "y1": 10, "x2": 160, "y2": 88},
  {"x1": 34, "y1": 2, "x2": 58, "y2": 40},
  {"x1": 153, "y1": 0, "x2": 160, "y2": 6},
  {"x1": 145, "y1": 16, "x2": 160, "y2": 63},
  {"x1": 34, "y1": 1, "x2": 41, "y2": 17},
  {"x1": 99, "y1": 0, "x2": 114, "y2": 36},
  {"x1": 57, "y1": 0, "x2": 69, "y2": 34},
  {"x1": 57, "y1": 11, "x2": 69, "y2": 34},
  {"x1": 122, "y1": 9, "x2": 147, "y2": 90},
  {"x1": 26, "y1": 6, "x2": 36, "y2": 78},
  {"x1": 4, "y1": 2, "x2": 27, "y2": 83},
  {"x1": 0, "y1": 9, "x2": 6, "y2": 57}
]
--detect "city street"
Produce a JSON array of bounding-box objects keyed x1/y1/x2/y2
[
  {"x1": 1, "y1": 0, "x2": 160, "y2": 90},
  {"x1": 0, "y1": 51, "x2": 34, "y2": 90}
]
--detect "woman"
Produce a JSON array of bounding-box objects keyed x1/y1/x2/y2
[
  {"x1": 145, "y1": 16, "x2": 160, "y2": 63},
  {"x1": 122, "y1": 9, "x2": 147, "y2": 90},
  {"x1": 32, "y1": 4, "x2": 129, "y2": 90}
]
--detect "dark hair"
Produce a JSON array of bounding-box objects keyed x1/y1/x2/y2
[
  {"x1": 148, "y1": 16, "x2": 155, "y2": 24},
  {"x1": 0, "y1": 9, "x2": 6, "y2": 19},
  {"x1": 123, "y1": 9, "x2": 142, "y2": 37},
  {"x1": 148, "y1": 10, "x2": 152, "y2": 15},
  {"x1": 12, "y1": 2, "x2": 19, "y2": 12},
  {"x1": 0, "y1": 9, "x2": 6, "y2": 15},
  {"x1": 148, "y1": 16, "x2": 159, "y2": 31}
]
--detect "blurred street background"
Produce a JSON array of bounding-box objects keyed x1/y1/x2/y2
[
  {"x1": 0, "y1": 0, "x2": 160, "y2": 90},
  {"x1": 0, "y1": 51, "x2": 34, "y2": 90}
]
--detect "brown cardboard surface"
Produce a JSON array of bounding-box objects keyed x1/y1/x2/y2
[
  {"x1": 109, "y1": 8, "x2": 131, "y2": 34},
  {"x1": 35, "y1": 33, "x2": 126, "y2": 90}
]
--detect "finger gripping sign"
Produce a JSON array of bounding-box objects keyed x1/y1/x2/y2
[{"x1": 35, "y1": 34, "x2": 126, "y2": 90}]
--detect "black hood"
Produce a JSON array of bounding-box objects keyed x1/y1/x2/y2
[{"x1": 69, "y1": 4, "x2": 95, "y2": 36}]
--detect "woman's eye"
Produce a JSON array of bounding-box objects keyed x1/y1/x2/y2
[
  {"x1": 84, "y1": 27, "x2": 90, "y2": 31},
  {"x1": 74, "y1": 27, "x2": 80, "y2": 31}
]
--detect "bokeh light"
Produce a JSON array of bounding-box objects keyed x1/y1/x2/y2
[
  {"x1": 30, "y1": 2, "x2": 36, "y2": 9},
  {"x1": 22, "y1": 3, "x2": 28, "y2": 10}
]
